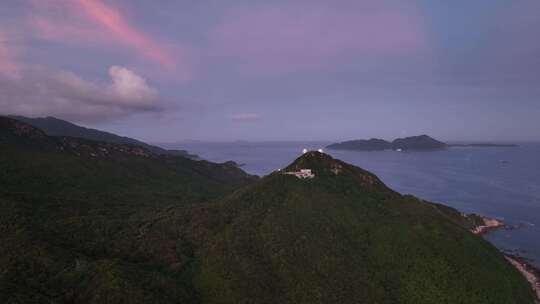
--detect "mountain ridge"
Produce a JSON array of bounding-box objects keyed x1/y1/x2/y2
[{"x1": 7, "y1": 115, "x2": 197, "y2": 158}]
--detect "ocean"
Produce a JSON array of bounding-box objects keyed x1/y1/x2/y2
[{"x1": 164, "y1": 141, "x2": 540, "y2": 267}]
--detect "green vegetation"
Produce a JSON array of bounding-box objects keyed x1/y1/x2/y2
[
  {"x1": 188, "y1": 152, "x2": 533, "y2": 303},
  {"x1": 9, "y1": 115, "x2": 197, "y2": 158},
  {"x1": 0, "y1": 118, "x2": 535, "y2": 303},
  {"x1": 0, "y1": 117, "x2": 255, "y2": 303}
]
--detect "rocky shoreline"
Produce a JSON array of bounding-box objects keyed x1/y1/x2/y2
[
  {"x1": 470, "y1": 216, "x2": 540, "y2": 302},
  {"x1": 505, "y1": 255, "x2": 540, "y2": 302},
  {"x1": 471, "y1": 216, "x2": 505, "y2": 235}
]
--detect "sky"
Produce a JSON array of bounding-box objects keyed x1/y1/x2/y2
[{"x1": 0, "y1": 0, "x2": 539, "y2": 142}]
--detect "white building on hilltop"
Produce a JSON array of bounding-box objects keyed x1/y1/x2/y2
[
  {"x1": 302, "y1": 148, "x2": 325, "y2": 154},
  {"x1": 284, "y1": 169, "x2": 315, "y2": 179}
]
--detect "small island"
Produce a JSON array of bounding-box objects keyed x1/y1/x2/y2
[
  {"x1": 328, "y1": 135, "x2": 519, "y2": 151},
  {"x1": 327, "y1": 135, "x2": 447, "y2": 151}
]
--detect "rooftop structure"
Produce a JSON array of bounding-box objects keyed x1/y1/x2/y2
[{"x1": 283, "y1": 168, "x2": 315, "y2": 179}]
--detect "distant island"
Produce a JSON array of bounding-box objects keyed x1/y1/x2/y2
[
  {"x1": 327, "y1": 135, "x2": 447, "y2": 151},
  {"x1": 328, "y1": 135, "x2": 518, "y2": 151}
]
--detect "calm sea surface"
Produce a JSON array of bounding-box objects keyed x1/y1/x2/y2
[{"x1": 165, "y1": 141, "x2": 540, "y2": 267}]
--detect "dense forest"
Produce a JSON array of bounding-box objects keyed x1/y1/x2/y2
[{"x1": 0, "y1": 117, "x2": 535, "y2": 303}]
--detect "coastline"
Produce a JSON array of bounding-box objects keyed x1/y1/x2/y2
[
  {"x1": 470, "y1": 215, "x2": 540, "y2": 302},
  {"x1": 471, "y1": 216, "x2": 505, "y2": 235},
  {"x1": 505, "y1": 255, "x2": 540, "y2": 302}
]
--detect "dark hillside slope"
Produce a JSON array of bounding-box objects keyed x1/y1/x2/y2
[
  {"x1": 0, "y1": 117, "x2": 255, "y2": 203},
  {"x1": 0, "y1": 117, "x2": 256, "y2": 303},
  {"x1": 8, "y1": 115, "x2": 197, "y2": 158},
  {"x1": 183, "y1": 152, "x2": 534, "y2": 304},
  {"x1": 0, "y1": 120, "x2": 534, "y2": 303},
  {"x1": 0, "y1": 115, "x2": 57, "y2": 149}
]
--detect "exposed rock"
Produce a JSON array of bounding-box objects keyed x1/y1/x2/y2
[{"x1": 471, "y1": 216, "x2": 506, "y2": 235}]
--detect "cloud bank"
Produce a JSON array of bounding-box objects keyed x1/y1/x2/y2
[{"x1": 0, "y1": 65, "x2": 162, "y2": 123}]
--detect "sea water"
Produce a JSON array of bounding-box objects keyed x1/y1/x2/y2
[{"x1": 164, "y1": 141, "x2": 540, "y2": 267}]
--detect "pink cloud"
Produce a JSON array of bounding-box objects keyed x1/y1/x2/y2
[
  {"x1": 76, "y1": 0, "x2": 175, "y2": 68},
  {"x1": 0, "y1": 31, "x2": 19, "y2": 77},
  {"x1": 29, "y1": 0, "x2": 185, "y2": 74},
  {"x1": 30, "y1": 15, "x2": 112, "y2": 46},
  {"x1": 211, "y1": 4, "x2": 427, "y2": 75}
]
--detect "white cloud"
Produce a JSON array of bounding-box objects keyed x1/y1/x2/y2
[
  {"x1": 108, "y1": 66, "x2": 158, "y2": 104},
  {"x1": 0, "y1": 65, "x2": 162, "y2": 123}
]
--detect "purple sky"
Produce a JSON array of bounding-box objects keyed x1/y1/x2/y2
[{"x1": 1, "y1": 0, "x2": 539, "y2": 142}]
